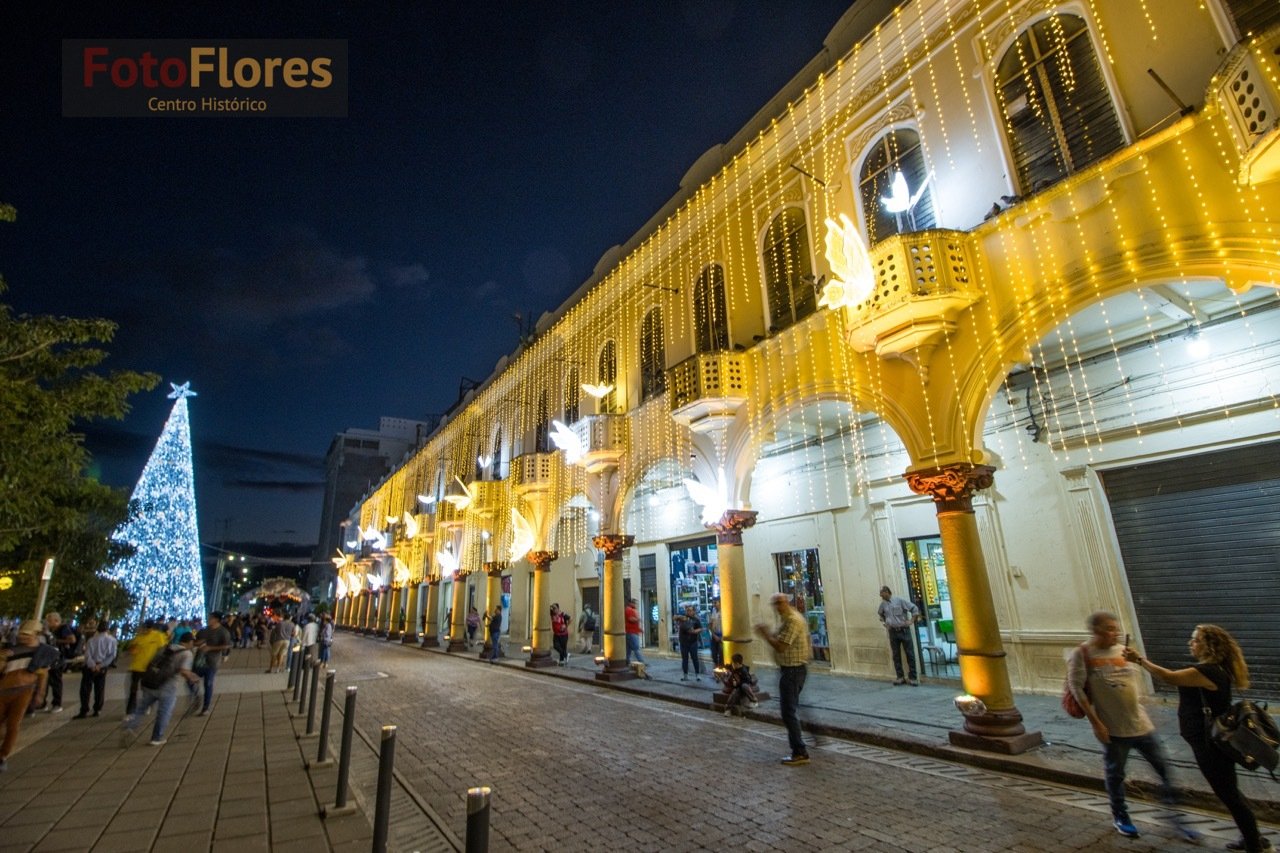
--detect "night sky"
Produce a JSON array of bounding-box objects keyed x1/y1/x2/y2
[{"x1": 0, "y1": 2, "x2": 854, "y2": 549}]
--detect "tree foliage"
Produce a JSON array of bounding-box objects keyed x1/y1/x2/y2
[{"x1": 0, "y1": 206, "x2": 159, "y2": 619}]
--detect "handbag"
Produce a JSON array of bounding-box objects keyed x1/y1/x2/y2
[
  {"x1": 1204, "y1": 694, "x2": 1280, "y2": 780},
  {"x1": 1061, "y1": 643, "x2": 1091, "y2": 719}
]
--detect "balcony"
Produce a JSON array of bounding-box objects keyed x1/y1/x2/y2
[
  {"x1": 1212, "y1": 25, "x2": 1280, "y2": 185},
  {"x1": 511, "y1": 452, "x2": 558, "y2": 494},
  {"x1": 571, "y1": 414, "x2": 629, "y2": 473},
  {"x1": 668, "y1": 351, "x2": 749, "y2": 430},
  {"x1": 844, "y1": 229, "x2": 980, "y2": 362}
]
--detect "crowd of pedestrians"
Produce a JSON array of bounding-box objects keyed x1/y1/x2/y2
[{"x1": 0, "y1": 607, "x2": 337, "y2": 762}]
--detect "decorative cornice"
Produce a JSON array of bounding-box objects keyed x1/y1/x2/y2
[
  {"x1": 708, "y1": 509, "x2": 759, "y2": 546},
  {"x1": 904, "y1": 463, "x2": 995, "y2": 513},
  {"x1": 592, "y1": 534, "x2": 635, "y2": 560}
]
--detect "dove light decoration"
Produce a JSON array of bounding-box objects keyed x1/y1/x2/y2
[
  {"x1": 336, "y1": 575, "x2": 348, "y2": 599},
  {"x1": 443, "y1": 476, "x2": 474, "y2": 511},
  {"x1": 509, "y1": 507, "x2": 536, "y2": 562},
  {"x1": 417, "y1": 493, "x2": 436, "y2": 506},
  {"x1": 436, "y1": 548, "x2": 459, "y2": 578},
  {"x1": 366, "y1": 572, "x2": 383, "y2": 590},
  {"x1": 393, "y1": 557, "x2": 411, "y2": 586},
  {"x1": 580, "y1": 382, "x2": 614, "y2": 399},
  {"x1": 816, "y1": 213, "x2": 875, "y2": 312},
  {"x1": 683, "y1": 470, "x2": 730, "y2": 525},
  {"x1": 402, "y1": 511, "x2": 420, "y2": 540},
  {"x1": 880, "y1": 170, "x2": 931, "y2": 216},
  {"x1": 549, "y1": 419, "x2": 585, "y2": 464},
  {"x1": 361, "y1": 526, "x2": 388, "y2": 551}
]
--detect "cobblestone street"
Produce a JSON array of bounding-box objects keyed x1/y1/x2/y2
[{"x1": 333, "y1": 639, "x2": 1248, "y2": 852}]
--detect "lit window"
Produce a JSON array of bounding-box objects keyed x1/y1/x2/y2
[
  {"x1": 996, "y1": 13, "x2": 1125, "y2": 194},
  {"x1": 693, "y1": 264, "x2": 729, "y2": 353},
  {"x1": 761, "y1": 207, "x2": 815, "y2": 333},
  {"x1": 858, "y1": 128, "x2": 935, "y2": 244},
  {"x1": 640, "y1": 307, "x2": 666, "y2": 402}
]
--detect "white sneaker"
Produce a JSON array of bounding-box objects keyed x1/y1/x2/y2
[{"x1": 148, "y1": 739, "x2": 166, "y2": 747}]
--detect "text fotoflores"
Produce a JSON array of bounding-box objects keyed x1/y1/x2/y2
[{"x1": 62, "y1": 39, "x2": 347, "y2": 117}]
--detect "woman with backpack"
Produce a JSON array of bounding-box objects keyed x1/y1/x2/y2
[{"x1": 1125, "y1": 626, "x2": 1270, "y2": 852}]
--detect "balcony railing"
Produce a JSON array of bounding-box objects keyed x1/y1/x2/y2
[
  {"x1": 511, "y1": 452, "x2": 558, "y2": 491},
  {"x1": 1212, "y1": 24, "x2": 1280, "y2": 184},
  {"x1": 667, "y1": 351, "x2": 749, "y2": 425}
]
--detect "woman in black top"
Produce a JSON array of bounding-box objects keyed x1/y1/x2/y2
[{"x1": 1125, "y1": 625, "x2": 1269, "y2": 853}]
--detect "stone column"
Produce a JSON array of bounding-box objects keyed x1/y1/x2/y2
[
  {"x1": 358, "y1": 590, "x2": 373, "y2": 633},
  {"x1": 592, "y1": 534, "x2": 635, "y2": 682},
  {"x1": 386, "y1": 586, "x2": 403, "y2": 641},
  {"x1": 446, "y1": 574, "x2": 469, "y2": 652},
  {"x1": 421, "y1": 579, "x2": 441, "y2": 647},
  {"x1": 709, "y1": 509, "x2": 758, "y2": 668},
  {"x1": 905, "y1": 463, "x2": 1042, "y2": 754},
  {"x1": 479, "y1": 562, "x2": 504, "y2": 658},
  {"x1": 525, "y1": 551, "x2": 558, "y2": 668},
  {"x1": 401, "y1": 583, "x2": 421, "y2": 644},
  {"x1": 339, "y1": 595, "x2": 352, "y2": 628},
  {"x1": 334, "y1": 596, "x2": 346, "y2": 628},
  {"x1": 375, "y1": 586, "x2": 391, "y2": 637}
]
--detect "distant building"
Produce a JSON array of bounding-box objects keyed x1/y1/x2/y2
[{"x1": 308, "y1": 417, "x2": 428, "y2": 598}]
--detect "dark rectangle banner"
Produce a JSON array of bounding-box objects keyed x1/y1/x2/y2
[{"x1": 63, "y1": 39, "x2": 347, "y2": 117}]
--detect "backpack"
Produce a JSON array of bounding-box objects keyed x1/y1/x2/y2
[
  {"x1": 1206, "y1": 698, "x2": 1280, "y2": 780},
  {"x1": 584, "y1": 613, "x2": 597, "y2": 632},
  {"x1": 141, "y1": 646, "x2": 181, "y2": 690}
]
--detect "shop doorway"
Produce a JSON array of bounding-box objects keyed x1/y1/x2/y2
[
  {"x1": 639, "y1": 554, "x2": 658, "y2": 647},
  {"x1": 900, "y1": 535, "x2": 959, "y2": 679},
  {"x1": 669, "y1": 537, "x2": 718, "y2": 651},
  {"x1": 773, "y1": 549, "x2": 828, "y2": 662}
]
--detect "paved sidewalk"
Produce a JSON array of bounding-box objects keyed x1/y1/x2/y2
[
  {"x1": 373, "y1": 632, "x2": 1280, "y2": 825},
  {"x1": 0, "y1": 646, "x2": 374, "y2": 853}
]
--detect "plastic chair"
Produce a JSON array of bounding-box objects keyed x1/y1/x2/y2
[{"x1": 937, "y1": 619, "x2": 956, "y2": 662}]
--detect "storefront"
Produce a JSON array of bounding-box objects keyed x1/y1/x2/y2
[
  {"x1": 901, "y1": 535, "x2": 958, "y2": 679},
  {"x1": 773, "y1": 548, "x2": 828, "y2": 661},
  {"x1": 668, "y1": 537, "x2": 718, "y2": 650}
]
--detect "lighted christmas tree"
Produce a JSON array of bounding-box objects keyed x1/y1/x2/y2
[{"x1": 108, "y1": 382, "x2": 207, "y2": 626}]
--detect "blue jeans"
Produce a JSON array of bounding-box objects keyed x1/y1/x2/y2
[
  {"x1": 625, "y1": 633, "x2": 645, "y2": 664},
  {"x1": 779, "y1": 664, "x2": 808, "y2": 757},
  {"x1": 1103, "y1": 732, "x2": 1176, "y2": 819},
  {"x1": 127, "y1": 686, "x2": 178, "y2": 741},
  {"x1": 680, "y1": 642, "x2": 701, "y2": 676},
  {"x1": 319, "y1": 643, "x2": 331, "y2": 663},
  {"x1": 198, "y1": 666, "x2": 217, "y2": 712}
]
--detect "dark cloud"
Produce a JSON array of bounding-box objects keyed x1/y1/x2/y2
[
  {"x1": 102, "y1": 227, "x2": 375, "y2": 326},
  {"x1": 388, "y1": 263, "x2": 430, "y2": 288}
]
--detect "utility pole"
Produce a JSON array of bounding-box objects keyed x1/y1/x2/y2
[{"x1": 32, "y1": 557, "x2": 55, "y2": 621}]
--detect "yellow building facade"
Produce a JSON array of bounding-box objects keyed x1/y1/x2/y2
[{"x1": 338, "y1": 0, "x2": 1280, "y2": 750}]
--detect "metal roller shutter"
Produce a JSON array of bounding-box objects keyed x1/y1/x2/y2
[{"x1": 1100, "y1": 441, "x2": 1280, "y2": 697}]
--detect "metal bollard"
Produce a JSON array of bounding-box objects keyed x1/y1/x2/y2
[
  {"x1": 287, "y1": 645, "x2": 301, "y2": 690},
  {"x1": 322, "y1": 685, "x2": 358, "y2": 816},
  {"x1": 371, "y1": 726, "x2": 396, "y2": 853},
  {"x1": 313, "y1": 670, "x2": 336, "y2": 766},
  {"x1": 292, "y1": 649, "x2": 306, "y2": 702},
  {"x1": 297, "y1": 653, "x2": 311, "y2": 714},
  {"x1": 304, "y1": 659, "x2": 322, "y2": 735},
  {"x1": 465, "y1": 786, "x2": 491, "y2": 853}
]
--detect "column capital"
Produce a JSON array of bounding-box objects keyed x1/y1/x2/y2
[
  {"x1": 707, "y1": 509, "x2": 758, "y2": 546},
  {"x1": 426, "y1": 575, "x2": 441, "y2": 587},
  {"x1": 905, "y1": 463, "x2": 995, "y2": 513},
  {"x1": 483, "y1": 560, "x2": 508, "y2": 578},
  {"x1": 528, "y1": 550, "x2": 559, "y2": 571},
  {"x1": 592, "y1": 533, "x2": 634, "y2": 560}
]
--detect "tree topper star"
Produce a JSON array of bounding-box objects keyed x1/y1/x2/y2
[{"x1": 168, "y1": 381, "x2": 197, "y2": 399}]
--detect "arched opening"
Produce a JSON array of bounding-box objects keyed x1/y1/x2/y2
[
  {"x1": 640, "y1": 306, "x2": 666, "y2": 402},
  {"x1": 858, "y1": 127, "x2": 936, "y2": 243},
  {"x1": 597, "y1": 339, "x2": 618, "y2": 414},
  {"x1": 693, "y1": 264, "x2": 729, "y2": 353},
  {"x1": 761, "y1": 207, "x2": 815, "y2": 333}
]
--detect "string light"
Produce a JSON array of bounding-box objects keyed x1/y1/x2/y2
[{"x1": 107, "y1": 384, "x2": 206, "y2": 625}]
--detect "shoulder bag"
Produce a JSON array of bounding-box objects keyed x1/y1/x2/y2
[
  {"x1": 1204, "y1": 693, "x2": 1280, "y2": 780},
  {"x1": 1061, "y1": 643, "x2": 1091, "y2": 719}
]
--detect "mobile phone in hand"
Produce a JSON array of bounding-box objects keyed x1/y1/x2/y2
[{"x1": 1124, "y1": 633, "x2": 1130, "y2": 647}]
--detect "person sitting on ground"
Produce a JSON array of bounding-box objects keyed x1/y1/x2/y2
[{"x1": 722, "y1": 653, "x2": 760, "y2": 717}]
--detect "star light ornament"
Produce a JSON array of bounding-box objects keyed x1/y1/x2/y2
[
  {"x1": 683, "y1": 470, "x2": 730, "y2": 525},
  {"x1": 816, "y1": 214, "x2": 876, "y2": 312},
  {"x1": 549, "y1": 420, "x2": 584, "y2": 464},
  {"x1": 106, "y1": 382, "x2": 206, "y2": 625}
]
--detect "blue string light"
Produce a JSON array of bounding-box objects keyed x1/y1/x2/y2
[{"x1": 106, "y1": 384, "x2": 207, "y2": 626}]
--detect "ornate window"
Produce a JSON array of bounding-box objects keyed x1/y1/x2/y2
[
  {"x1": 996, "y1": 13, "x2": 1125, "y2": 194},
  {"x1": 639, "y1": 307, "x2": 666, "y2": 402},
  {"x1": 597, "y1": 340, "x2": 618, "y2": 414},
  {"x1": 564, "y1": 365, "x2": 580, "y2": 424},
  {"x1": 693, "y1": 264, "x2": 729, "y2": 353},
  {"x1": 761, "y1": 207, "x2": 815, "y2": 333},
  {"x1": 858, "y1": 128, "x2": 936, "y2": 244},
  {"x1": 490, "y1": 428, "x2": 505, "y2": 480},
  {"x1": 534, "y1": 390, "x2": 550, "y2": 453}
]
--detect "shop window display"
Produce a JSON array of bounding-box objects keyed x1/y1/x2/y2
[
  {"x1": 900, "y1": 535, "x2": 959, "y2": 679},
  {"x1": 773, "y1": 549, "x2": 827, "y2": 661},
  {"x1": 668, "y1": 538, "x2": 717, "y2": 650}
]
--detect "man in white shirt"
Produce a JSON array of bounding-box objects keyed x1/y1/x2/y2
[
  {"x1": 877, "y1": 586, "x2": 919, "y2": 686},
  {"x1": 75, "y1": 619, "x2": 117, "y2": 718},
  {"x1": 300, "y1": 615, "x2": 320, "y2": 662}
]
